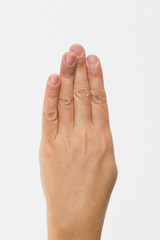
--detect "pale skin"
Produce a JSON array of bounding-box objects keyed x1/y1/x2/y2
[{"x1": 39, "y1": 44, "x2": 118, "y2": 240}]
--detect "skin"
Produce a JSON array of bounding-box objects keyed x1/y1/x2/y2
[{"x1": 39, "y1": 44, "x2": 118, "y2": 240}]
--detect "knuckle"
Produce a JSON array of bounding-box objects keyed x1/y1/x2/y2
[
  {"x1": 43, "y1": 110, "x2": 58, "y2": 122},
  {"x1": 74, "y1": 88, "x2": 90, "y2": 100},
  {"x1": 74, "y1": 126, "x2": 90, "y2": 141},
  {"x1": 47, "y1": 94, "x2": 58, "y2": 104},
  {"x1": 76, "y1": 61, "x2": 85, "y2": 68},
  {"x1": 79, "y1": 128, "x2": 89, "y2": 138},
  {"x1": 91, "y1": 90, "x2": 106, "y2": 105},
  {"x1": 105, "y1": 134, "x2": 113, "y2": 150},
  {"x1": 88, "y1": 70, "x2": 99, "y2": 78},
  {"x1": 100, "y1": 131, "x2": 114, "y2": 153},
  {"x1": 61, "y1": 69, "x2": 75, "y2": 78},
  {"x1": 58, "y1": 97, "x2": 73, "y2": 106}
]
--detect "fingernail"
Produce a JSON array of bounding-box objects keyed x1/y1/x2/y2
[
  {"x1": 65, "y1": 53, "x2": 76, "y2": 65},
  {"x1": 70, "y1": 44, "x2": 83, "y2": 57},
  {"x1": 49, "y1": 75, "x2": 59, "y2": 86},
  {"x1": 87, "y1": 55, "x2": 98, "y2": 66}
]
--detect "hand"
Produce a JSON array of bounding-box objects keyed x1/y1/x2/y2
[{"x1": 39, "y1": 44, "x2": 117, "y2": 240}]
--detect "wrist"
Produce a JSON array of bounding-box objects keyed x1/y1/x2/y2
[
  {"x1": 47, "y1": 223, "x2": 101, "y2": 240},
  {"x1": 48, "y1": 231, "x2": 101, "y2": 240},
  {"x1": 47, "y1": 208, "x2": 102, "y2": 240}
]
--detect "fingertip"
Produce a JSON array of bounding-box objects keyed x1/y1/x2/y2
[
  {"x1": 62, "y1": 51, "x2": 77, "y2": 66},
  {"x1": 86, "y1": 54, "x2": 100, "y2": 67},
  {"x1": 69, "y1": 44, "x2": 85, "y2": 58},
  {"x1": 48, "y1": 74, "x2": 60, "y2": 87},
  {"x1": 86, "y1": 54, "x2": 103, "y2": 81}
]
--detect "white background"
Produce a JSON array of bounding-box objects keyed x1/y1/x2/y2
[{"x1": 0, "y1": 0, "x2": 160, "y2": 239}]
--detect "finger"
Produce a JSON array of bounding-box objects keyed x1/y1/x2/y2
[
  {"x1": 42, "y1": 74, "x2": 60, "y2": 141},
  {"x1": 86, "y1": 55, "x2": 109, "y2": 127},
  {"x1": 58, "y1": 51, "x2": 77, "y2": 132},
  {"x1": 69, "y1": 44, "x2": 92, "y2": 125}
]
